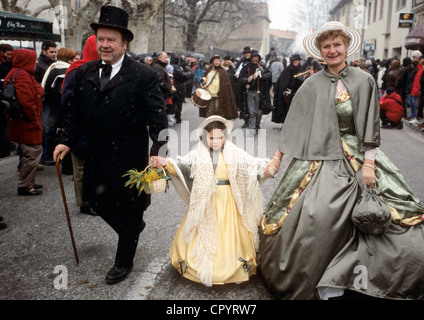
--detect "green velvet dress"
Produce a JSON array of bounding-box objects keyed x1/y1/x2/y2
[{"x1": 259, "y1": 88, "x2": 424, "y2": 300}]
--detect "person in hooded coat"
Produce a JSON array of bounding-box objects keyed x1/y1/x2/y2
[
  {"x1": 61, "y1": 35, "x2": 99, "y2": 216},
  {"x1": 170, "y1": 52, "x2": 192, "y2": 123},
  {"x1": 200, "y1": 55, "x2": 238, "y2": 120},
  {"x1": 4, "y1": 49, "x2": 44, "y2": 196},
  {"x1": 0, "y1": 43, "x2": 13, "y2": 159},
  {"x1": 271, "y1": 54, "x2": 303, "y2": 124}
]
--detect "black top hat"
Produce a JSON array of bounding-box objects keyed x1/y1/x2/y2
[
  {"x1": 243, "y1": 46, "x2": 251, "y2": 53},
  {"x1": 291, "y1": 54, "x2": 302, "y2": 61},
  {"x1": 251, "y1": 50, "x2": 262, "y2": 61},
  {"x1": 90, "y1": 5, "x2": 134, "y2": 42}
]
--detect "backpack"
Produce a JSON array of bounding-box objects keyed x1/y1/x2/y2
[{"x1": 0, "y1": 70, "x2": 25, "y2": 119}]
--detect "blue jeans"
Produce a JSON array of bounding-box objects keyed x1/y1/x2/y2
[{"x1": 406, "y1": 95, "x2": 417, "y2": 118}]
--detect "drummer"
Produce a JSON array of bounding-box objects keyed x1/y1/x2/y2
[{"x1": 200, "y1": 55, "x2": 238, "y2": 120}]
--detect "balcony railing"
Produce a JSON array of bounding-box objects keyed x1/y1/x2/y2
[{"x1": 413, "y1": 0, "x2": 424, "y2": 9}]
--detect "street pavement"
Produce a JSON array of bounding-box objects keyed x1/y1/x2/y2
[{"x1": 0, "y1": 100, "x2": 423, "y2": 305}]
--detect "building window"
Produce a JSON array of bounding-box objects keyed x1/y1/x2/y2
[
  {"x1": 397, "y1": 0, "x2": 407, "y2": 8},
  {"x1": 380, "y1": 0, "x2": 385, "y2": 19},
  {"x1": 373, "y1": 0, "x2": 377, "y2": 22},
  {"x1": 368, "y1": 1, "x2": 372, "y2": 24}
]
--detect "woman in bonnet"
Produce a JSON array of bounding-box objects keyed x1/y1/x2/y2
[
  {"x1": 162, "y1": 115, "x2": 270, "y2": 286},
  {"x1": 259, "y1": 22, "x2": 424, "y2": 300}
]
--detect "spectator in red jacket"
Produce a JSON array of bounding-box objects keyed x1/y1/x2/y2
[
  {"x1": 380, "y1": 87, "x2": 404, "y2": 129},
  {"x1": 4, "y1": 49, "x2": 44, "y2": 195},
  {"x1": 409, "y1": 58, "x2": 424, "y2": 125}
]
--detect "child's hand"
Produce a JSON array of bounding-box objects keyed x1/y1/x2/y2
[
  {"x1": 264, "y1": 158, "x2": 281, "y2": 178},
  {"x1": 150, "y1": 156, "x2": 166, "y2": 168}
]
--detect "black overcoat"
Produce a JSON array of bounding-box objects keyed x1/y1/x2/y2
[
  {"x1": 272, "y1": 63, "x2": 302, "y2": 123},
  {"x1": 239, "y1": 61, "x2": 273, "y2": 114},
  {"x1": 63, "y1": 55, "x2": 168, "y2": 220}
]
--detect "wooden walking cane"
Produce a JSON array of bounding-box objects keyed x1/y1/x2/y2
[{"x1": 55, "y1": 156, "x2": 79, "y2": 265}]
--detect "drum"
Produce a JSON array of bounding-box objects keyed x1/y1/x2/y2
[{"x1": 191, "y1": 88, "x2": 212, "y2": 108}]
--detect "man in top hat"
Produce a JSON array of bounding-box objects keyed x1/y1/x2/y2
[
  {"x1": 239, "y1": 50, "x2": 272, "y2": 133},
  {"x1": 53, "y1": 5, "x2": 168, "y2": 284},
  {"x1": 199, "y1": 55, "x2": 238, "y2": 119},
  {"x1": 265, "y1": 47, "x2": 277, "y2": 67},
  {"x1": 235, "y1": 46, "x2": 252, "y2": 127},
  {"x1": 235, "y1": 46, "x2": 252, "y2": 78}
]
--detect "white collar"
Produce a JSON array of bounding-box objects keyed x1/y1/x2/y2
[{"x1": 100, "y1": 54, "x2": 125, "y2": 79}]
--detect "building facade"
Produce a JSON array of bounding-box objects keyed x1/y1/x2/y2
[
  {"x1": 1, "y1": 0, "x2": 270, "y2": 59},
  {"x1": 405, "y1": 0, "x2": 424, "y2": 52},
  {"x1": 330, "y1": 0, "x2": 415, "y2": 60},
  {"x1": 269, "y1": 29, "x2": 297, "y2": 57}
]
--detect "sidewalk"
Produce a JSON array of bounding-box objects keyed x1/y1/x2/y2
[{"x1": 405, "y1": 118, "x2": 424, "y2": 135}]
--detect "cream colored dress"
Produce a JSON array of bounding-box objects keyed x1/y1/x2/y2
[{"x1": 168, "y1": 153, "x2": 257, "y2": 285}]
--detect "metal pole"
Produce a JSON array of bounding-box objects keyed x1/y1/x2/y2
[
  {"x1": 162, "y1": 0, "x2": 165, "y2": 51},
  {"x1": 59, "y1": 0, "x2": 65, "y2": 47}
]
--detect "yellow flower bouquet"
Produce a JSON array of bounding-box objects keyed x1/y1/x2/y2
[{"x1": 122, "y1": 165, "x2": 170, "y2": 195}]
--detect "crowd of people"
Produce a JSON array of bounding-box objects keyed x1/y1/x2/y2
[
  {"x1": 140, "y1": 46, "x2": 424, "y2": 136},
  {"x1": 138, "y1": 44, "x2": 424, "y2": 135},
  {"x1": 4, "y1": 36, "x2": 423, "y2": 181},
  {"x1": 350, "y1": 52, "x2": 424, "y2": 131},
  {"x1": 1, "y1": 5, "x2": 424, "y2": 300}
]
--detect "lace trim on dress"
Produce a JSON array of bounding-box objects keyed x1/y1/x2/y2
[{"x1": 177, "y1": 140, "x2": 268, "y2": 286}]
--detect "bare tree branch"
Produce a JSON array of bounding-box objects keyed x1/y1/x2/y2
[
  {"x1": 31, "y1": 3, "x2": 53, "y2": 17},
  {"x1": 165, "y1": 0, "x2": 261, "y2": 51}
]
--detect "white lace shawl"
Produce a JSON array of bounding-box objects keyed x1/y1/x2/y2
[{"x1": 175, "y1": 140, "x2": 268, "y2": 286}]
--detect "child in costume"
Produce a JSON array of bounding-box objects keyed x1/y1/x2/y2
[{"x1": 163, "y1": 116, "x2": 271, "y2": 286}]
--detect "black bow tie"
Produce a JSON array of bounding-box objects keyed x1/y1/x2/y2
[{"x1": 99, "y1": 64, "x2": 112, "y2": 89}]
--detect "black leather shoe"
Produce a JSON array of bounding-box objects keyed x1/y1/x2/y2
[
  {"x1": 80, "y1": 206, "x2": 98, "y2": 216},
  {"x1": 18, "y1": 187, "x2": 42, "y2": 196},
  {"x1": 105, "y1": 265, "x2": 133, "y2": 285},
  {"x1": 40, "y1": 159, "x2": 55, "y2": 166},
  {"x1": 33, "y1": 184, "x2": 43, "y2": 189}
]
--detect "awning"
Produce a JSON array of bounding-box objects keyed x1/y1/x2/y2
[
  {"x1": 0, "y1": 11, "x2": 61, "y2": 42},
  {"x1": 405, "y1": 23, "x2": 424, "y2": 50}
]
